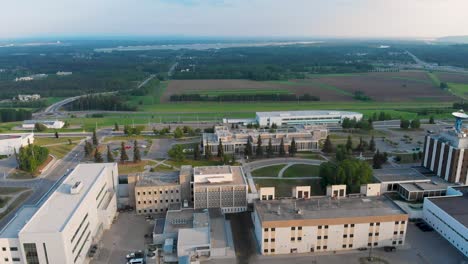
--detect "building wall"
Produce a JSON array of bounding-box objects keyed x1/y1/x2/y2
[
  {"x1": 423, "y1": 198, "x2": 468, "y2": 257},
  {"x1": 135, "y1": 185, "x2": 181, "y2": 214},
  {"x1": 0, "y1": 238, "x2": 22, "y2": 263},
  {"x1": 0, "y1": 134, "x2": 34, "y2": 155},
  {"x1": 257, "y1": 216, "x2": 408, "y2": 255},
  {"x1": 193, "y1": 185, "x2": 247, "y2": 213}
]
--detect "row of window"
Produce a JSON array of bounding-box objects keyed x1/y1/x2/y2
[
  {"x1": 290, "y1": 226, "x2": 302, "y2": 231},
  {"x1": 137, "y1": 189, "x2": 179, "y2": 195},
  {"x1": 137, "y1": 199, "x2": 179, "y2": 204},
  {"x1": 3, "y1": 257, "x2": 21, "y2": 262},
  {"x1": 392, "y1": 241, "x2": 404, "y2": 245},
  {"x1": 394, "y1": 231, "x2": 405, "y2": 235},
  {"x1": 1, "y1": 247, "x2": 18, "y2": 251},
  {"x1": 139, "y1": 208, "x2": 168, "y2": 213}
]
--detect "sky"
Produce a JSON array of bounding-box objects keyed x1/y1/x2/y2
[{"x1": 1, "y1": 0, "x2": 468, "y2": 39}]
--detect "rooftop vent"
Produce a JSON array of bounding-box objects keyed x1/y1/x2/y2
[{"x1": 70, "y1": 181, "x2": 83, "y2": 194}]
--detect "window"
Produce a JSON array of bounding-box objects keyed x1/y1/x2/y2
[
  {"x1": 325, "y1": 225, "x2": 329, "y2": 229},
  {"x1": 1, "y1": 247, "x2": 5, "y2": 251},
  {"x1": 376, "y1": 222, "x2": 380, "y2": 226},
  {"x1": 343, "y1": 234, "x2": 347, "y2": 238},
  {"x1": 165, "y1": 190, "x2": 168, "y2": 194},
  {"x1": 375, "y1": 232, "x2": 379, "y2": 236},
  {"x1": 394, "y1": 231, "x2": 398, "y2": 235},
  {"x1": 176, "y1": 190, "x2": 179, "y2": 193},
  {"x1": 342, "y1": 245, "x2": 346, "y2": 248},
  {"x1": 149, "y1": 209, "x2": 153, "y2": 213},
  {"x1": 271, "y1": 238, "x2": 275, "y2": 242},
  {"x1": 317, "y1": 236, "x2": 321, "y2": 239},
  {"x1": 271, "y1": 228, "x2": 275, "y2": 231},
  {"x1": 155, "y1": 200, "x2": 158, "y2": 203},
  {"x1": 392, "y1": 241, "x2": 397, "y2": 245},
  {"x1": 370, "y1": 223, "x2": 374, "y2": 226},
  {"x1": 298, "y1": 237, "x2": 302, "y2": 241},
  {"x1": 400, "y1": 231, "x2": 404, "y2": 234},
  {"x1": 398, "y1": 241, "x2": 403, "y2": 245},
  {"x1": 160, "y1": 191, "x2": 162, "y2": 194},
  {"x1": 349, "y1": 244, "x2": 353, "y2": 248},
  {"x1": 12, "y1": 258, "x2": 20, "y2": 262},
  {"x1": 264, "y1": 239, "x2": 268, "y2": 242},
  {"x1": 395, "y1": 221, "x2": 399, "y2": 224},
  {"x1": 264, "y1": 228, "x2": 268, "y2": 232},
  {"x1": 317, "y1": 246, "x2": 321, "y2": 250},
  {"x1": 138, "y1": 201, "x2": 141, "y2": 204},
  {"x1": 291, "y1": 237, "x2": 295, "y2": 241},
  {"x1": 323, "y1": 246, "x2": 327, "y2": 250},
  {"x1": 350, "y1": 234, "x2": 354, "y2": 238},
  {"x1": 374, "y1": 242, "x2": 378, "y2": 246},
  {"x1": 298, "y1": 227, "x2": 302, "y2": 230},
  {"x1": 324, "y1": 236, "x2": 328, "y2": 239},
  {"x1": 351, "y1": 224, "x2": 355, "y2": 227},
  {"x1": 23, "y1": 243, "x2": 39, "y2": 264},
  {"x1": 4, "y1": 258, "x2": 8, "y2": 262},
  {"x1": 318, "y1": 226, "x2": 322, "y2": 229},
  {"x1": 344, "y1": 224, "x2": 348, "y2": 228},
  {"x1": 171, "y1": 190, "x2": 173, "y2": 193},
  {"x1": 264, "y1": 249, "x2": 268, "y2": 253},
  {"x1": 369, "y1": 233, "x2": 372, "y2": 237},
  {"x1": 368, "y1": 243, "x2": 372, "y2": 247},
  {"x1": 271, "y1": 249, "x2": 275, "y2": 253},
  {"x1": 137, "y1": 192, "x2": 140, "y2": 195},
  {"x1": 291, "y1": 227, "x2": 296, "y2": 230},
  {"x1": 401, "y1": 221, "x2": 405, "y2": 224}
]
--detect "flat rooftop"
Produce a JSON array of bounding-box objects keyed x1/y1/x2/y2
[
  {"x1": 0, "y1": 207, "x2": 38, "y2": 238},
  {"x1": 194, "y1": 166, "x2": 246, "y2": 186},
  {"x1": 399, "y1": 177, "x2": 453, "y2": 192},
  {"x1": 164, "y1": 209, "x2": 195, "y2": 234},
  {"x1": 374, "y1": 168, "x2": 428, "y2": 183},
  {"x1": 428, "y1": 194, "x2": 468, "y2": 228},
  {"x1": 254, "y1": 196, "x2": 406, "y2": 223},
  {"x1": 136, "y1": 172, "x2": 180, "y2": 187},
  {"x1": 194, "y1": 166, "x2": 232, "y2": 176},
  {"x1": 256, "y1": 110, "x2": 362, "y2": 118},
  {"x1": 0, "y1": 133, "x2": 31, "y2": 140},
  {"x1": 178, "y1": 227, "x2": 210, "y2": 249},
  {"x1": 20, "y1": 163, "x2": 114, "y2": 234}
]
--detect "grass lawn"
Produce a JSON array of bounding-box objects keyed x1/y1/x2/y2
[
  {"x1": 0, "y1": 190, "x2": 32, "y2": 221},
  {"x1": 254, "y1": 178, "x2": 323, "y2": 197},
  {"x1": 103, "y1": 135, "x2": 159, "y2": 143},
  {"x1": 35, "y1": 137, "x2": 85, "y2": 146},
  {"x1": 282, "y1": 164, "x2": 320, "y2": 178},
  {"x1": 118, "y1": 160, "x2": 157, "y2": 174},
  {"x1": 251, "y1": 164, "x2": 287, "y2": 177},
  {"x1": 427, "y1": 72, "x2": 442, "y2": 86},
  {"x1": 0, "y1": 187, "x2": 28, "y2": 195},
  {"x1": 151, "y1": 163, "x2": 177, "y2": 172},
  {"x1": 46, "y1": 143, "x2": 78, "y2": 159},
  {"x1": 296, "y1": 152, "x2": 326, "y2": 160},
  {"x1": 9, "y1": 170, "x2": 35, "y2": 179},
  {"x1": 184, "y1": 89, "x2": 293, "y2": 96},
  {"x1": 448, "y1": 83, "x2": 468, "y2": 100},
  {"x1": 0, "y1": 196, "x2": 11, "y2": 208}
]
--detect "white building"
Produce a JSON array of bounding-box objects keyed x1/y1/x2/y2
[
  {"x1": 14, "y1": 94, "x2": 41, "y2": 102},
  {"x1": 22, "y1": 120, "x2": 65, "y2": 129},
  {"x1": 56, "y1": 71, "x2": 73, "y2": 76},
  {"x1": 0, "y1": 163, "x2": 119, "y2": 264},
  {"x1": 255, "y1": 110, "x2": 363, "y2": 127},
  {"x1": 423, "y1": 186, "x2": 468, "y2": 257},
  {"x1": 0, "y1": 133, "x2": 34, "y2": 155}
]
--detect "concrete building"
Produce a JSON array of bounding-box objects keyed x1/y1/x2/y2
[
  {"x1": 0, "y1": 133, "x2": 34, "y2": 155},
  {"x1": 22, "y1": 120, "x2": 65, "y2": 129},
  {"x1": 134, "y1": 173, "x2": 182, "y2": 215},
  {"x1": 13, "y1": 94, "x2": 41, "y2": 102},
  {"x1": 0, "y1": 163, "x2": 119, "y2": 264},
  {"x1": 153, "y1": 207, "x2": 235, "y2": 263},
  {"x1": 255, "y1": 110, "x2": 363, "y2": 127},
  {"x1": 422, "y1": 128, "x2": 468, "y2": 185},
  {"x1": 253, "y1": 195, "x2": 408, "y2": 255},
  {"x1": 374, "y1": 168, "x2": 454, "y2": 202},
  {"x1": 192, "y1": 166, "x2": 248, "y2": 213},
  {"x1": 423, "y1": 186, "x2": 468, "y2": 257},
  {"x1": 202, "y1": 125, "x2": 327, "y2": 156}
]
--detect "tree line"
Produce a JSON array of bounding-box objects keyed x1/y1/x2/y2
[
  {"x1": 67, "y1": 94, "x2": 137, "y2": 111},
  {"x1": 170, "y1": 93, "x2": 320, "y2": 102},
  {"x1": 0, "y1": 108, "x2": 32, "y2": 122}
]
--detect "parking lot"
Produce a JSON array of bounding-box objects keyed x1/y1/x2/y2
[{"x1": 90, "y1": 212, "x2": 156, "y2": 264}]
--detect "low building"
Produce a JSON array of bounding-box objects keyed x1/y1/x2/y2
[
  {"x1": 134, "y1": 173, "x2": 182, "y2": 215},
  {"x1": 255, "y1": 110, "x2": 363, "y2": 127},
  {"x1": 0, "y1": 133, "x2": 34, "y2": 155},
  {"x1": 0, "y1": 163, "x2": 119, "y2": 264},
  {"x1": 13, "y1": 94, "x2": 41, "y2": 102},
  {"x1": 253, "y1": 195, "x2": 408, "y2": 255},
  {"x1": 423, "y1": 186, "x2": 468, "y2": 257},
  {"x1": 192, "y1": 166, "x2": 248, "y2": 213},
  {"x1": 22, "y1": 120, "x2": 65, "y2": 129},
  {"x1": 56, "y1": 71, "x2": 73, "y2": 76},
  {"x1": 153, "y1": 207, "x2": 234, "y2": 263},
  {"x1": 202, "y1": 125, "x2": 327, "y2": 156}
]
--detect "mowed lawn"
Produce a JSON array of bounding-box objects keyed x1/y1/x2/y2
[
  {"x1": 35, "y1": 137, "x2": 85, "y2": 159},
  {"x1": 448, "y1": 83, "x2": 468, "y2": 100},
  {"x1": 282, "y1": 164, "x2": 320, "y2": 178},
  {"x1": 251, "y1": 164, "x2": 287, "y2": 177},
  {"x1": 254, "y1": 178, "x2": 323, "y2": 197}
]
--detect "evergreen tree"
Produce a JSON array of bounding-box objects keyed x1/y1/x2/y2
[
  {"x1": 369, "y1": 136, "x2": 376, "y2": 152},
  {"x1": 173, "y1": 127, "x2": 184, "y2": 138},
  {"x1": 55, "y1": 131, "x2": 59, "y2": 138},
  {"x1": 107, "y1": 145, "x2": 114, "y2": 162},
  {"x1": 133, "y1": 140, "x2": 141, "y2": 163},
  {"x1": 346, "y1": 136, "x2": 353, "y2": 152},
  {"x1": 356, "y1": 137, "x2": 364, "y2": 152},
  {"x1": 429, "y1": 116, "x2": 435, "y2": 124},
  {"x1": 289, "y1": 138, "x2": 297, "y2": 156},
  {"x1": 217, "y1": 139, "x2": 224, "y2": 158},
  {"x1": 92, "y1": 130, "x2": 98, "y2": 146},
  {"x1": 400, "y1": 119, "x2": 410, "y2": 129},
  {"x1": 372, "y1": 149, "x2": 387, "y2": 169},
  {"x1": 194, "y1": 144, "x2": 200, "y2": 160},
  {"x1": 120, "y1": 142, "x2": 129, "y2": 163},
  {"x1": 245, "y1": 138, "x2": 253, "y2": 158},
  {"x1": 256, "y1": 135, "x2": 263, "y2": 157},
  {"x1": 84, "y1": 141, "x2": 93, "y2": 158},
  {"x1": 205, "y1": 145, "x2": 212, "y2": 160},
  {"x1": 322, "y1": 135, "x2": 333, "y2": 153},
  {"x1": 410, "y1": 119, "x2": 421, "y2": 129},
  {"x1": 94, "y1": 147, "x2": 104, "y2": 163},
  {"x1": 279, "y1": 138, "x2": 286, "y2": 157},
  {"x1": 266, "y1": 138, "x2": 274, "y2": 158},
  {"x1": 114, "y1": 122, "x2": 119, "y2": 131}
]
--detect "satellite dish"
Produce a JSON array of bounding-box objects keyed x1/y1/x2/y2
[{"x1": 452, "y1": 111, "x2": 468, "y2": 119}]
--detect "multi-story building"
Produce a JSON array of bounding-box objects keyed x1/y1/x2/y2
[
  {"x1": 135, "y1": 174, "x2": 182, "y2": 215},
  {"x1": 202, "y1": 125, "x2": 327, "y2": 156},
  {"x1": 252, "y1": 195, "x2": 408, "y2": 255},
  {"x1": 255, "y1": 110, "x2": 363, "y2": 127},
  {"x1": 192, "y1": 166, "x2": 248, "y2": 213},
  {"x1": 422, "y1": 128, "x2": 468, "y2": 185},
  {"x1": 0, "y1": 163, "x2": 119, "y2": 264},
  {"x1": 423, "y1": 186, "x2": 468, "y2": 257},
  {"x1": 0, "y1": 133, "x2": 34, "y2": 155}
]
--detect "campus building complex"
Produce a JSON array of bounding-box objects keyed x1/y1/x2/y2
[
  {"x1": 134, "y1": 165, "x2": 248, "y2": 215},
  {"x1": 255, "y1": 110, "x2": 363, "y2": 127},
  {"x1": 0, "y1": 133, "x2": 34, "y2": 155},
  {"x1": 202, "y1": 125, "x2": 327, "y2": 156},
  {"x1": 423, "y1": 186, "x2": 468, "y2": 257},
  {"x1": 422, "y1": 129, "x2": 468, "y2": 185},
  {"x1": 0, "y1": 163, "x2": 119, "y2": 264}
]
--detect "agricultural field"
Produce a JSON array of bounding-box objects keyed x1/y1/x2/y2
[
  {"x1": 436, "y1": 72, "x2": 468, "y2": 84},
  {"x1": 162, "y1": 71, "x2": 456, "y2": 103}
]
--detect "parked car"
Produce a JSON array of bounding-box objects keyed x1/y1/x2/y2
[
  {"x1": 126, "y1": 250, "x2": 144, "y2": 260},
  {"x1": 384, "y1": 246, "x2": 396, "y2": 252},
  {"x1": 357, "y1": 247, "x2": 367, "y2": 251}
]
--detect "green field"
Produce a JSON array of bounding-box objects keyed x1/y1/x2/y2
[
  {"x1": 35, "y1": 137, "x2": 85, "y2": 146},
  {"x1": 282, "y1": 164, "x2": 320, "y2": 178},
  {"x1": 427, "y1": 72, "x2": 442, "y2": 86},
  {"x1": 448, "y1": 83, "x2": 468, "y2": 100},
  {"x1": 254, "y1": 178, "x2": 323, "y2": 197},
  {"x1": 251, "y1": 164, "x2": 286, "y2": 177}
]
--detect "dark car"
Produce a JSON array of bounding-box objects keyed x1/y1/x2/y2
[{"x1": 384, "y1": 246, "x2": 396, "y2": 252}]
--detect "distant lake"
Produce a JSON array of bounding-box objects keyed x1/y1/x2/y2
[{"x1": 94, "y1": 41, "x2": 322, "y2": 52}]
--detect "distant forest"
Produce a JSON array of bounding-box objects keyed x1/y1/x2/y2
[{"x1": 405, "y1": 44, "x2": 468, "y2": 68}]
